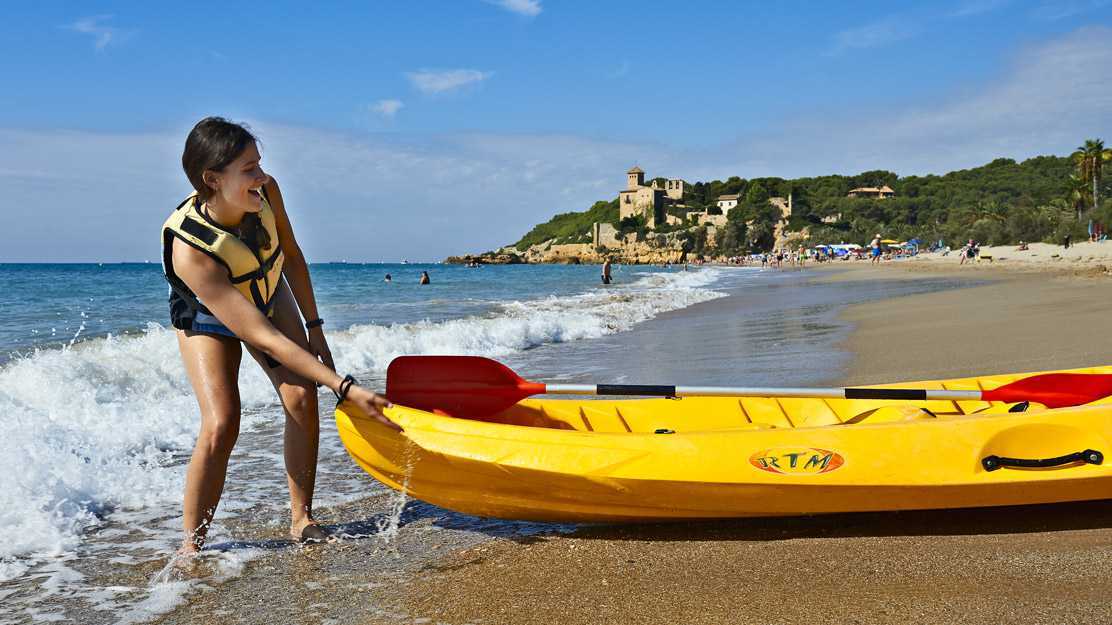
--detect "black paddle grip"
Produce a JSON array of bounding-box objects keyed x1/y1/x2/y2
[
  {"x1": 982, "y1": 449, "x2": 1103, "y2": 472},
  {"x1": 844, "y1": 388, "x2": 928, "y2": 400},
  {"x1": 597, "y1": 384, "x2": 677, "y2": 397}
]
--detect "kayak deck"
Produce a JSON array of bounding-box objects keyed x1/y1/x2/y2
[{"x1": 336, "y1": 366, "x2": 1112, "y2": 522}]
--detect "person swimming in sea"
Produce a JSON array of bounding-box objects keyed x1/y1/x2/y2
[
  {"x1": 162, "y1": 117, "x2": 399, "y2": 554},
  {"x1": 384, "y1": 273, "x2": 392, "y2": 283},
  {"x1": 419, "y1": 271, "x2": 430, "y2": 285}
]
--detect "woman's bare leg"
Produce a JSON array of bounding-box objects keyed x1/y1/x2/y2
[
  {"x1": 177, "y1": 330, "x2": 243, "y2": 552},
  {"x1": 246, "y1": 281, "x2": 321, "y2": 539}
]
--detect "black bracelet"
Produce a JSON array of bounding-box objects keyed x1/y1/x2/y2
[
  {"x1": 334, "y1": 374, "x2": 357, "y2": 405},
  {"x1": 305, "y1": 318, "x2": 324, "y2": 329}
]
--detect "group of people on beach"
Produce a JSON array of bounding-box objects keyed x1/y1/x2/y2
[{"x1": 720, "y1": 249, "x2": 808, "y2": 269}]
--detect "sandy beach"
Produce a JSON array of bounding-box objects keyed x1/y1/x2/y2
[
  {"x1": 146, "y1": 261, "x2": 1112, "y2": 625},
  {"x1": 384, "y1": 262, "x2": 1112, "y2": 625}
]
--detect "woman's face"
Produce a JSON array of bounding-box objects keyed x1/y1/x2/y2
[{"x1": 206, "y1": 142, "x2": 270, "y2": 213}]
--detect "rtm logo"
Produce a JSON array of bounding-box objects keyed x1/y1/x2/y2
[{"x1": 749, "y1": 448, "x2": 845, "y2": 475}]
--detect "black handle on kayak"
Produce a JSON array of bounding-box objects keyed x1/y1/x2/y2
[{"x1": 981, "y1": 449, "x2": 1103, "y2": 472}]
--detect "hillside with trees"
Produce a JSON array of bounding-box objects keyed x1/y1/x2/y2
[{"x1": 509, "y1": 140, "x2": 1112, "y2": 256}]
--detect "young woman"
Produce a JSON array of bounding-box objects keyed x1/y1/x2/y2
[{"x1": 163, "y1": 117, "x2": 399, "y2": 552}]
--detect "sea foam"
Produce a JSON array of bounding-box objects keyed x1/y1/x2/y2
[{"x1": 0, "y1": 266, "x2": 726, "y2": 619}]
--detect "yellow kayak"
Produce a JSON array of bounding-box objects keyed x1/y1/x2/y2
[{"x1": 336, "y1": 366, "x2": 1112, "y2": 522}]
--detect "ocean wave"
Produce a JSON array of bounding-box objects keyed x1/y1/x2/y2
[
  {"x1": 334, "y1": 267, "x2": 727, "y2": 372},
  {"x1": 0, "y1": 267, "x2": 727, "y2": 578}
]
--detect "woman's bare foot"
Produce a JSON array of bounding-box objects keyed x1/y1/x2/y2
[
  {"x1": 291, "y1": 518, "x2": 329, "y2": 543},
  {"x1": 151, "y1": 548, "x2": 198, "y2": 585}
]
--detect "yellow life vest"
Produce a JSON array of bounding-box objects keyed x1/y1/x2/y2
[{"x1": 161, "y1": 190, "x2": 285, "y2": 322}]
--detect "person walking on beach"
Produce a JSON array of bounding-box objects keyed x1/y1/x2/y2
[
  {"x1": 601, "y1": 259, "x2": 612, "y2": 285},
  {"x1": 163, "y1": 117, "x2": 399, "y2": 554},
  {"x1": 1064, "y1": 233, "x2": 1072, "y2": 249},
  {"x1": 959, "y1": 239, "x2": 977, "y2": 265},
  {"x1": 870, "y1": 234, "x2": 882, "y2": 264},
  {"x1": 419, "y1": 271, "x2": 430, "y2": 285}
]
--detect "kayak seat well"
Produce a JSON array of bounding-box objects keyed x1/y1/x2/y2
[{"x1": 847, "y1": 405, "x2": 938, "y2": 424}]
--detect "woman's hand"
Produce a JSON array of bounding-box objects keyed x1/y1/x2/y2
[
  {"x1": 307, "y1": 326, "x2": 335, "y2": 371},
  {"x1": 342, "y1": 384, "x2": 403, "y2": 432}
]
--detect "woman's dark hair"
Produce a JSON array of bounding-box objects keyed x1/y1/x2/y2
[{"x1": 182, "y1": 117, "x2": 258, "y2": 202}]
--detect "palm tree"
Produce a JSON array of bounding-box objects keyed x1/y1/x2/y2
[
  {"x1": 1072, "y1": 138, "x2": 1112, "y2": 215},
  {"x1": 974, "y1": 198, "x2": 1007, "y2": 223},
  {"x1": 1068, "y1": 173, "x2": 1090, "y2": 221}
]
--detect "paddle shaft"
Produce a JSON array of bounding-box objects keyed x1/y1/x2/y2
[
  {"x1": 543, "y1": 384, "x2": 984, "y2": 402},
  {"x1": 387, "y1": 356, "x2": 1112, "y2": 415}
]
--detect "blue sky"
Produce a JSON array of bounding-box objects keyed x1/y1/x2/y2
[{"x1": 2, "y1": 1, "x2": 1111, "y2": 261}]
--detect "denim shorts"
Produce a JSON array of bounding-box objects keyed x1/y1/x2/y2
[{"x1": 190, "y1": 310, "x2": 239, "y2": 339}]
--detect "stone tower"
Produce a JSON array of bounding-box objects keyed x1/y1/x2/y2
[{"x1": 627, "y1": 166, "x2": 645, "y2": 190}]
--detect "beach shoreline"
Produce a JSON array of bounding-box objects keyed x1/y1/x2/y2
[
  {"x1": 383, "y1": 263, "x2": 1112, "y2": 625},
  {"x1": 142, "y1": 261, "x2": 1112, "y2": 625}
]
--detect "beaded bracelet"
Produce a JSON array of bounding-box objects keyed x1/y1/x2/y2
[{"x1": 305, "y1": 318, "x2": 324, "y2": 329}]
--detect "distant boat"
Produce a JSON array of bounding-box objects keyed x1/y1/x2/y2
[{"x1": 401, "y1": 259, "x2": 409, "y2": 264}]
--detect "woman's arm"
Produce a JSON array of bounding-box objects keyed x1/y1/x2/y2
[
  {"x1": 262, "y1": 177, "x2": 334, "y2": 369},
  {"x1": 173, "y1": 242, "x2": 398, "y2": 430}
]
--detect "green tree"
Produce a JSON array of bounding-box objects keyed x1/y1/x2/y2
[
  {"x1": 715, "y1": 207, "x2": 750, "y2": 256},
  {"x1": 1072, "y1": 138, "x2": 1112, "y2": 215},
  {"x1": 1068, "y1": 173, "x2": 1090, "y2": 220},
  {"x1": 745, "y1": 182, "x2": 769, "y2": 205},
  {"x1": 618, "y1": 214, "x2": 647, "y2": 239}
]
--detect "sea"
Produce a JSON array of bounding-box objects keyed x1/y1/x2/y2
[{"x1": 0, "y1": 262, "x2": 968, "y2": 624}]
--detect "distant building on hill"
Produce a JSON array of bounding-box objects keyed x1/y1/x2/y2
[
  {"x1": 847, "y1": 185, "x2": 895, "y2": 199},
  {"x1": 716, "y1": 194, "x2": 739, "y2": 214},
  {"x1": 618, "y1": 166, "x2": 687, "y2": 229}
]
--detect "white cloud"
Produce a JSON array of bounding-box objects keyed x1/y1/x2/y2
[
  {"x1": 949, "y1": 0, "x2": 1011, "y2": 17},
  {"x1": 0, "y1": 123, "x2": 663, "y2": 262},
  {"x1": 831, "y1": 17, "x2": 916, "y2": 53},
  {"x1": 708, "y1": 26, "x2": 1112, "y2": 178},
  {"x1": 65, "y1": 15, "x2": 119, "y2": 51},
  {"x1": 1031, "y1": 0, "x2": 1111, "y2": 20},
  {"x1": 406, "y1": 69, "x2": 493, "y2": 94},
  {"x1": 484, "y1": 0, "x2": 542, "y2": 17},
  {"x1": 372, "y1": 99, "x2": 404, "y2": 118},
  {"x1": 3, "y1": 28, "x2": 1111, "y2": 262}
]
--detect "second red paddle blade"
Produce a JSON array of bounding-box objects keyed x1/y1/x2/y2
[{"x1": 986, "y1": 372, "x2": 1112, "y2": 408}]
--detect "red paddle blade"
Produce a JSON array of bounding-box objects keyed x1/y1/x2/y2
[
  {"x1": 984, "y1": 372, "x2": 1112, "y2": 408},
  {"x1": 385, "y1": 356, "x2": 545, "y2": 417}
]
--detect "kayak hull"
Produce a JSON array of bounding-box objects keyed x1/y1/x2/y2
[{"x1": 336, "y1": 366, "x2": 1112, "y2": 522}]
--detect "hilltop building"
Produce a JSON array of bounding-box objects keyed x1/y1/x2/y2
[
  {"x1": 595, "y1": 163, "x2": 799, "y2": 252},
  {"x1": 714, "y1": 193, "x2": 792, "y2": 220},
  {"x1": 716, "y1": 194, "x2": 739, "y2": 213},
  {"x1": 618, "y1": 166, "x2": 687, "y2": 229},
  {"x1": 847, "y1": 185, "x2": 895, "y2": 199}
]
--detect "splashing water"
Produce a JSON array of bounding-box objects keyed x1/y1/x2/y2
[
  {"x1": 373, "y1": 440, "x2": 420, "y2": 555},
  {"x1": 0, "y1": 262, "x2": 744, "y2": 622}
]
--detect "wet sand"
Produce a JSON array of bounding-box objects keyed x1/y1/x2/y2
[
  {"x1": 387, "y1": 265, "x2": 1112, "y2": 625},
  {"x1": 152, "y1": 263, "x2": 1112, "y2": 625}
]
